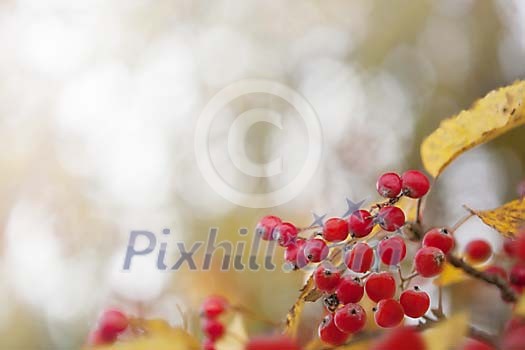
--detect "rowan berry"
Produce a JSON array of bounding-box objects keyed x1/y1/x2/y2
[
  {"x1": 510, "y1": 263, "x2": 525, "y2": 286},
  {"x1": 371, "y1": 327, "x2": 426, "y2": 350},
  {"x1": 515, "y1": 230, "x2": 525, "y2": 261},
  {"x1": 245, "y1": 335, "x2": 299, "y2": 350},
  {"x1": 256, "y1": 215, "x2": 282, "y2": 241},
  {"x1": 376, "y1": 172, "x2": 402, "y2": 198},
  {"x1": 273, "y1": 222, "x2": 298, "y2": 247},
  {"x1": 422, "y1": 227, "x2": 455, "y2": 254},
  {"x1": 465, "y1": 239, "x2": 492, "y2": 264},
  {"x1": 378, "y1": 235, "x2": 407, "y2": 265},
  {"x1": 323, "y1": 217, "x2": 349, "y2": 242},
  {"x1": 314, "y1": 262, "x2": 342, "y2": 293},
  {"x1": 99, "y1": 309, "x2": 128, "y2": 340},
  {"x1": 414, "y1": 246, "x2": 445, "y2": 277},
  {"x1": 304, "y1": 239, "x2": 329, "y2": 263},
  {"x1": 336, "y1": 276, "x2": 364, "y2": 304},
  {"x1": 201, "y1": 296, "x2": 229, "y2": 318},
  {"x1": 348, "y1": 210, "x2": 374, "y2": 238},
  {"x1": 484, "y1": 265, "x2": 508, "y2": 280},
  {"x1": 344, "y1": 243, "x2": 374, "y2": 273},
  {"x1": 374, "y1": 298, "x2": 404, "y2": 328},
  {"x1": 334, "y1": 303, "x2": 367, "y2": 334},
  {"x1": 401, "y1": 170, "x2": 430, "y2": 198},
  {"x1": 88, "y1": 329, "x2": 116, "y2": 346},
  {"x1": 399, "y1": 286, "x2": 430, "y2": 318},
  {"x1": 377, "y1": 206, "x2": 405, "y2": 232},
  {"x1": 318, "y1": 314, "x2": 349, "y2": 346},
  {"x1": 203, "y1": 338, "x2": 216, "y2": 350},
  {"x1": 202, "y1": 318, "x2": 225, "y2": 341},
  {"x1": 462, "y1": 338, "x2": 496, "y2": 350},
  {"x1": 503, "y1": 238, "x2": 516, "y2": 257},
  {"x1": 365, "y1": 272, "x2": 396, "y2": 303}
]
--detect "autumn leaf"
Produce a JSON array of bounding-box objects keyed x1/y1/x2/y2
[
  {"x1": 515, "y1": 294, "x2": 525, "y2": 317},
  {"x1": 467, "y1": 199, "x2": 525, "y2": 238},
  {"x1": 284, "y1": 273, "x2": 316, "y2": 338},
  {"x1": 423, "y1": 312, "x2": 469, "y2": 350},
  {"x1": 435, "y1": 262, "x2": 468, "y2": 287},
  {"x1": 421, "y1": 80, "x2": 525, "y2": 178}
]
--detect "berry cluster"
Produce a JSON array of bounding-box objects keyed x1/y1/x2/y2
[
  {"x1": 88, "y1": 309, "x2": 129, "y2": 346},
  {"x1": 200, "y1": 296, "x2": 228, "y2": 350},
  {"x1": 256, "y1": 170, "x2": 439, "y2": 345}
]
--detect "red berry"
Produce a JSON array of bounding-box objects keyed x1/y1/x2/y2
[
  {"x1": 273, "y1": 222, "x2": 298, "y2": 247},
  {"x1": 517, "y1": 179, "x2": 525, "y2": 198},
  {"x1": 378, "y1": 236, "x2": 407, "y2": 265},
  {"x1": 88, "y1": 329, "x2": 117, "y2": 346},
  {"x1": 377, "y1": 206, "x2": 405, "y2": 232},
  {"x1": 399, "y1": 286, "x2": 430, "y2": 318},
  {"x1": 515, "y1": 230, "x2": 525, "y2": 261},
  {"x1": 203, "y1": 338, "x2": 216, "y2": 350},
  {"x1": 314, "y1": 262, "x2": 342, "y2": 293},
  {"x1": 303, "y1": 239, "x2": 329, "y2": 263},
  {"x1": 336, "y1": 276, "x2": 364, "y2": 304},
  {"x1": 510, "y1": 263, "x2": 525, "y2": 286},
  {"x1": 202, "y1": 318, "x2": 225, "y2": 341},
  {"x1": 323, "y1": 217, "x2": 349, "y2": 242},
  {"x1": 371, "y1": 327, "x2": 426, "y2": 350},
  {"x1": 503, "y1": 324, "x2": 525, "y2": 350},
  {"x1": 344, "y1": 242, "x2": 375, "y2": 273},
  {"x1": 462, "y1": 338, "x2": 496, "y2": 350},
  {"x1": 414, "y1": 246, "x2": 445, "y2": 278},
  {"x1": 422, "y1": 227, "x2": 455, "y2": 254},
  {"x1": 99, "y1": 309, "x2": 128, "y2": 340},
  {"x1": 484, "y1": 265, "x2": 508, "y2": 280},
  {"x1": 465, "y1": 239, "x2": 492, "y2": 264},
  {"x1": 365, "y1": 272, "x2": 396, "y2": 303},
  {"x1": 318, "y1": 314, "x2": 349, "y2": 346},
  {"x1": 334, "y1": 303, "x2": 367, "y2": 334},
  {"x1": 284, "y1": 239, "x2": 307, "y2": 268},
  {"x1": 503, "y1": 238, "x2": 516, "y2": 257},
  {"x1": 348, "y1": 210, "x2": 374, "y2": 238},
  {"x1": 377, "y1": 172, "x2": 403, "y2": 198},
  {"x1": 245, "y1": 335, "x2": 299, "y2": 350},
  {"x1": 256, "y1": 215, "x2": 282, "y2": 241},
  {"x1": 401, "y1": 170, "x2": 430, "y2": 199},
  {"x1": 201, "y1": 296, "x2": 229, "y2": 318},
  {"x1": 374, "y1": 298, "x2": 404, "y2": 328}
]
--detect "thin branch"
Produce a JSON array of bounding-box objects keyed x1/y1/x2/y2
[
  {"x1": 447, "y1": 254, "x2": 517, "y2": 303},
  {"x1": 451, "y1": 210, "x2": 474, "y2": 232}
]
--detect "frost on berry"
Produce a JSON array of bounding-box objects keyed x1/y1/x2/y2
[
  {"x1": 255, "y1": 215, "x2": 282, "y2": 241},
  {"x1": 344, "y1": 242, "x2": 375, "y2": 273},
  {"x1": 303, "y1": 238, "x2": 329, "y2": 263},
  {"x1": 376, "y1": 206, "x2": 405, "y2": 232},
  {"x1": 272, "y1": 222, "x2": 298, "y2": 247},
  {"x1": 376, "y1": 172, "x2": 402, "y2": 198}
]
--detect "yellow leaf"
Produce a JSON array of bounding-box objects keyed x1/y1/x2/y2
[
  {"x1": 423, "y1": 312, "x2": 469, "y2": 350},
  {"x1": 421, "y1": 80, "x2": 525, "y2": 177},
  {"x1": 215, "y1": 313, "x2": 248, "y2": 350},
  {"x1": 468, "y1": 199, "x2": 525, "y2": 238},
  {"x1": 284, "y1": 273, "x2": 316, "y2": 338},
  {"x1": 515, "y1": 294, "x2": 525, "y2": 317},
  {"x1": 435, "y1": 262, "x2": 468, "y2": 287},
  {"x1": 94, "y1": 328, "x2": 200, "y2": 350}
]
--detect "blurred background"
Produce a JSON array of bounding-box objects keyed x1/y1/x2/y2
[{"x1": 0, "y1": 0, "x2": 524, "y2": 348}]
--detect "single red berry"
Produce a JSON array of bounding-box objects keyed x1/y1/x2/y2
[
  {"x1": 303, "y1": 239, "x2": 329, "y2": 263},
  {"x1": 88, "y1": 329, "x2": 117, "y2": 346},
  {"x1": 399, "y1": 286, "x2": 430, "y2": 318},
  {"x1": 334, "y1": 303, "x2": 367, "y2": 334},
  {"x1": 314, "y1": 262, "x2": 342, "y2": 293},
  {"x1": 374, "y1": 298, "x2": 404, "y2": 328},
  {"x1": 348, "y1": 210, "x2": 374, "y2": 238},
  {"x1": 99, "y1": 309, "x2": 128, "y2": 340},
  {"x1": 484, "y1": 265, "x2": 508, "y2": 280},
  {"x1": 284, "y1": 239, "x2": 308, "y2": 268},
  {"x1": 256, "y1": 215, "x2": 282, "y2": 241},
  {"x1": 376, "y1": 206, "x2": 405, "y2": 232},
  {"x1": 344, "y1": 242, "x2": 375, "y2": 273},
  {"x1": 336, "y1": 276, "x2": 364, "y2": 304},
  {"x1": 515, "y1": 230, "x2": 525, "y2": 261},
  {"x1": 365, "y1": 272, "x2": 396, "y2": 303},
  {"x1": 503, "y1": 238, "x2": 516, "y2": 257},
  {"x1": 462, "y1": 338, "x2": 496, "y2": 350},
  {"x1": 401, "y1": 170, "x2": 430, "y2": 199},
  {"x1": 273, "y1": 222, "x2": 298, "y2": 247},
  {"x1": 245, "y1": 335, "x2": 299, "y2": 350},
  {"x1": 517, "y1": 179, "x2": 525, "y2": 198},
  {"x1": 414, "y1": 246, "x2": 445, "y2": 278},
  {"x1": 202, "y1": 318, "x2": 225, "y2": 341},
  {"x1": 422, "y1": 227, "x2": 455, "y2": 254},
  {"x1": 371, "y1": 327, "x2": 426, "y2": 350},
  {"x1": 378, "y1": 236, "x2": 407, "y2": 265},
  {"x1": 323, "y1": 217, "x2": 349, "y2": 242},
  {"x1": 201, "y1": 296, "x2": 229, "y2": 318},
  {"x1": 318, "y1": 314, "x2": 349, "y2": 346},
  {"x1": 376, "y1": 172, "x2": 403, "y2": 198},
  {"x1": 465, "y1": 239, "x2": 492, "y2": 264},
  {"x1": 510, "y1": 263, "x2": 525, "y2": 286},
  {"x1": 203, "y1": 338, "x2": 216, "y2": 350}
]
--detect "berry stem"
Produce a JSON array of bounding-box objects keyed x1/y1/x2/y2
[
  {"x1": 416, "y1": 197, "x2": 423, "y2": 225},
  {"x1": 451, "y1": 210, "x2": 474, "y2": 232},
  {"x1": 446, "y1": 254, "x2": 518, "y2": 303}
]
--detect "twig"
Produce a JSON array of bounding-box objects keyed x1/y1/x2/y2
[
  {"x1": 416, "y1": 198, "x2": 423, "y2": 225},
  {"x1": 447, "y1": 254, "x2": 517, "y2": 303},
  {"x1": 451, "y1": 210, "x2": 474, "y2": 232}
]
